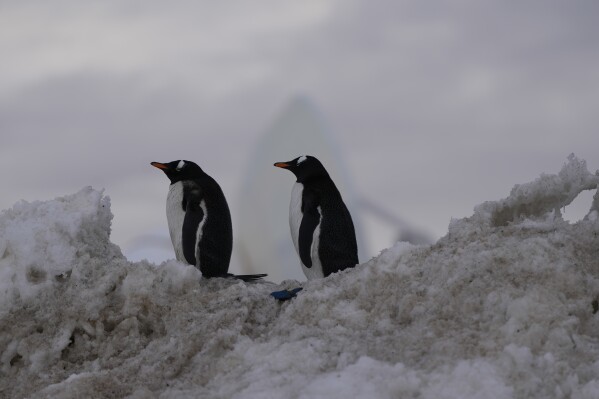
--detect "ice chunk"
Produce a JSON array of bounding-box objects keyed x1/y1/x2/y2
[{"x1": 465, "y1": 154, "x2": 599, "y2": 228}]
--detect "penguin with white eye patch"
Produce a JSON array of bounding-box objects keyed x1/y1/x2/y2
[
  {"x1": 151, "y1": 160, "x2": 266, "y2": 281},
  {"x1": 274, "y1": 155, "x2": 359, "y2": 279}
]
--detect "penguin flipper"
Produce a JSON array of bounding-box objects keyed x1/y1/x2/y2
[
  {"x1": 182, "y1": 189, "x2": 204, "y2": 266},
  {"x1": 299, "y1": 190, "x2": 320, "y2": 268}
]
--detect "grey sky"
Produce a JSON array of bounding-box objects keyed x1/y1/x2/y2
[{"x1": 1, "y1": 0, "x2": 598, "y2": 271}]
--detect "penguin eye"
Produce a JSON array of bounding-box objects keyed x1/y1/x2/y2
[{"x1": 176, "y1": 160, "x2": 186, "y2": 171}]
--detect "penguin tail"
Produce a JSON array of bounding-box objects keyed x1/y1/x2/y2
[
  {"x1": 229, "y1": 273, "x2": 268, "y2": 282},
  {"x1": 201, "y1": 272, "x2": 267, "y2": 281}
]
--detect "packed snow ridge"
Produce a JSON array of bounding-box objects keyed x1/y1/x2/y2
[{"x1": 1, "y1": 155, "x2": 599, "y2": 399}]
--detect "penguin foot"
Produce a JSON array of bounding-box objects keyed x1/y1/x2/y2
[{"x1": 270, "y1": 287, "x2": 303, "y2": 301}]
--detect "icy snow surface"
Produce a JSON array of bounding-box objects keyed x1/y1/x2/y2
[{"x1": 1, "y1": 156, "x2": 599, "y2": 399}]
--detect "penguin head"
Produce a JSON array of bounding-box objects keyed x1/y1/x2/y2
[
  {"x1": 274, "y1": 155, "x2": 328, "y2": 182},
  {"x1": 151, "y1": 160, "x2": 204, "y2": 184}
]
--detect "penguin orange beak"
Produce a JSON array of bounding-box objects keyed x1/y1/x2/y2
[
  {"x1": 274, "y1": 162, "x2": 290, "y2": 168},
  {"x1": 151, "y1": 162, "x2": 170, "y2": 170}
]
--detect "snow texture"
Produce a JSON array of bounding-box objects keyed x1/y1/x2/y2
[{"x1": 1, "y1": 155, "x2": 599, "y2": 399}]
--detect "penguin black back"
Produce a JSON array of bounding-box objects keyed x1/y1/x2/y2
[{"x1": 274, "y1": 155, "x2": 358, "y2": 278}]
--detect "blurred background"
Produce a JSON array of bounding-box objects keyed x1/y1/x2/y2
[{"x1": 1, "y1": 0, "x2": 598, "y2": 281}]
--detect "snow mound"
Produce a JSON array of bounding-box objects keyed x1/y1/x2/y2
[
  {"x1": 469, "y1": 153, "x2": 599, "y2": 228},
  {"x1": 1, "y1": 156, "x2": 599, "y2": 398}
]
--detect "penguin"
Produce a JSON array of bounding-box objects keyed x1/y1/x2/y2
[
  {"x1": 151, "y1": 160, "x2": 266, "y2": 281},
  {"x1": 274, "y1": 155, "x2": 359, "y2": 279}
]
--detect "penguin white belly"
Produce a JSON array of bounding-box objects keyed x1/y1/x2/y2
[
  {"x1": 166, "y1": 182, "x2": 186, "y2": 262},
  {"x1": 289, "y1": 183, "x2": 324, "y2": 280},
  {"x1": 289, "y1": 183, "x2": 303, "y2": 252}
]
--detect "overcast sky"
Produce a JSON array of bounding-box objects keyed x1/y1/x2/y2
[{"x1": 2, "y1": 0, "x2": 598, "y2": 270}]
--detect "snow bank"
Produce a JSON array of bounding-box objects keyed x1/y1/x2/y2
[{"x1": 1, "y1": 156, "x2": 599, "y2": 398}]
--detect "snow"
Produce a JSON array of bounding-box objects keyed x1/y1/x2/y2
[{"x1": 1, "y1": 155, "x2": 599, "y2": 398}]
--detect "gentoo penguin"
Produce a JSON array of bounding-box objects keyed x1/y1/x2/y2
[
  {"x1": 274, "y1": 155, "x2": 358, "y2": 279},
  {"x1": 151, "y1": 160, "x2": 266, "y2": 281}
]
